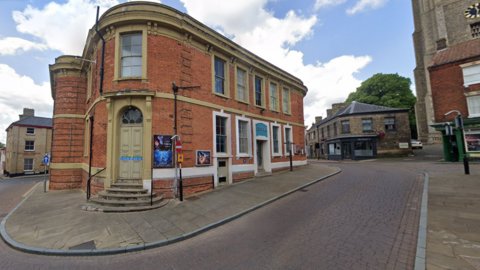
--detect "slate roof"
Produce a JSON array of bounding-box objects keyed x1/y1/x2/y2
[
  {"x1": 310, "y1": 101, "x2": 408, "y2": 131},
  {"x1": 6, "y1": 116, "x2": 53, "y2": 131},
  {"x1": 429, "y1": 38, "x2": 480, "y2": 67}
]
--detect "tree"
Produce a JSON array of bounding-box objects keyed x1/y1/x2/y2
[
  {"x1": 345, "y1": 73, "x2": 417, "y2": 138},
  {"x1": 0, "y1": 142, "x2": 5, "y2": 148}
]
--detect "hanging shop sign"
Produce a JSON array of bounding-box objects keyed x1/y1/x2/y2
[{"x1": 154, "y1": 135, "x2": 173, "y2": 167}]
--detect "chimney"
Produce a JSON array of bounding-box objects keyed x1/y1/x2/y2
[
  {"x1": 326, "y1": 109, "x2": 332, "y2": 117},
  {"x1": 331, "y1": 102, "x2": 346, "y2": 115},
  {"x1": 315, "y1": 116, "x2": 323, "y2": 123},
  {"x1": 19, "y1": 108, "x2": 35, "y2": 120}
]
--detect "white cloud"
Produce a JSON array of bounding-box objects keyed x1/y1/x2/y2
[
  {"x1": 0, "y1": 64, "x2": 53, "y2": 143},
  {"x1": 12, "y1": 0, "x2": 119, "y2": 55},
  {"x1": 0, "y1": 37, "x2": 48, "y2": 55},
  {"x1": 180, "y1": 0, "x2": 371, "y2": 127},
  {"x1": 347, "y1": 0, "x2": 388, "y2": 14},
  {"x1": 314, "y1": 0, "x2": 347, "y2": 11}
]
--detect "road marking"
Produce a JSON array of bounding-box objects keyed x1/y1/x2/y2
[{"x1": 22, "y1": 182, "x2": 41, "y2": 197}]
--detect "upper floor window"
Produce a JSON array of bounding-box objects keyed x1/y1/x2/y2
[
  {"x1": 25, "y1": 140, "x2": 35, "y2": 151},
  {"x1": 255, "y1": 76, "x2": 263, "y2": 106},
  {"x1": 471, "y1": 22, "x2": 480, "y2": 38},
  {"x1": 216, "y1": 116, "x2": 227, "y2": 153},
  {"x1": 385, "y1": 117, "x2": 396, "y2": 130},
  {"x1": 467, "y1": 95, "x2": 480, "y2": 117},
  {"x1": 362, "y1": 119, "x2": 372, "y2": 132},
  {"x1": 214, "y1": 57, "x2": 226, "y2": 95},
  {"x1": 341, "y1": 120, "x2": 350, "y2": 133},
  {"x1": 327, "y1": 126, "x2": 330, "y2": 137},
  {"x1": 121, "y1": 33, "x2": 142, "y2": 77},
  {"x1": 270, "y1": 82, "x2": 278, "y2": 111},
  {"x1": 26, "y1": 127, "x2": 35, "y2": 135},
  {"x1": 282, "y1": 87, "x2": 290, "y2": 114},
  {"x1": 236, "y1": 68, "x2": 247, "y2": 103},
  {"x1": 333, "y1": 122, "x2": 337, "y2": 136},
  {"x1": 321, "y1": 128, "x2": 324, "y2": 138}
]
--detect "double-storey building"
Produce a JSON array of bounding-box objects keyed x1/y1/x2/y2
[
  {"x1": 306, "y1": 102, "x2": 411, "y2": 160},
  {"x1": 48, "y1": 2, "x2": 308, "y2": 198}
]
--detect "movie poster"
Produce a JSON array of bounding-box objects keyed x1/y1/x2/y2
[
  {"x1": 465, "y1": 132, "x2": 480, "y2": 152},
  {"x1": 196, "y1": 150, "x2": 211, "y2": 166},
  {"x1": 154, "y1": 135, "x2": 173, "y2": 167},
  {"x1": 295, "y1": 144, "x2": 301, "y2": 155}
]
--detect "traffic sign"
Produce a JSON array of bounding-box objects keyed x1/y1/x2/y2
[
  {"x1": 43, "y1": 156, "x2": 49, "y2": 164},
  {"x1": 175, "y1": 140, "x2": 183, "y2": 153},
  {"x1": 178, "y1": 153, "x2": 184, "y2": 162}
]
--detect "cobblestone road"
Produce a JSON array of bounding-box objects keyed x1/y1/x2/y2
[{"x1": 0, "y1": 162, "x2": 425, "y2": 270}]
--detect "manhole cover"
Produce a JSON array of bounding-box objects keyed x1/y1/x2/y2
[
  {"x1": 69, "y1": 240, "x2": 96, "y2": 250},
  {"x1": 186, "y1": 196, "x2": 200, "y2": 201}
]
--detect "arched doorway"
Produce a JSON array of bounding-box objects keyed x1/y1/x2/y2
[{"x1": 118, "y1": 107, "x2": 143, "y2": 180}]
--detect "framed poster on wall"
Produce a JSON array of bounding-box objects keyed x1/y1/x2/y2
[
  {"x1": 153, "y1": 135, "x2": 173, "y2": 167},
  {"x1": 196, "y1": 150, "x2": 211, "y2": 166}
]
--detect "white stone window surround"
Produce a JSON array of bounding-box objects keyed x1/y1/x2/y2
[
  {"x1": 235, "y1": 115, "x2": 253, "y2": 158},
  {"x1": 465, "y1": 91, "x2": 480, "y2": 118},
  {"x1": 25, "y1": 140, "x2": 35, "y2": 151},
  {"x1": 24, "y1": 158, "x2": 34, "y2": 171},
  {"x1": 283, "y1": 125, "x2": 294, "y2": 156},
  {"x1": 270, "y1": 122, "x2": 283, "y2": 157},
  {"x1": 212, "y1": 110, "x2": 232, "y2": 158},
  {"x1": 461, "y1": 61, "x2": 480, "y2": 87},
  {"x1": 253, "y1": 119, "x2": 272, "y2": 173}
]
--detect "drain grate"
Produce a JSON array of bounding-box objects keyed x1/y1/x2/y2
[
  {"x1": 186, "y1": 196, "x2": 200, "y2": 201},
  {"x1": 298, "y1": 189, "x2": 308, "y2": 192},
  {"x1": 69, "y1": 240, "x2": 96, "y2": 250}
]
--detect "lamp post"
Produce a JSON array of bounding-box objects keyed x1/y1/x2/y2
[{"x1": 445, "y1": 110, "x2": 470, "y2": 174}]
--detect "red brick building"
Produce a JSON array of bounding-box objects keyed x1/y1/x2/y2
[{"x1": 48, "y1": 2, "x2": 308, "y2": 200}]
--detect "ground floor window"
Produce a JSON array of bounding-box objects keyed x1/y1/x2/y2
[
  {"x1": 328, "y1": 143, "x2": 341, "y2": 155},
  {"x1": 24, "y1": 158, "x2": 34, "y2": 171},
  {"x1": 354, "y1": 141, "x2": 373, "y2": 156}
]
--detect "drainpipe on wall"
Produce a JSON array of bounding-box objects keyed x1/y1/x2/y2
[
  {"x1": 95, "y1": 6, "x2": 105, "y2": 95},
  {"x1": 88, "y1": 116, "x2": 94, "y2": 180}
]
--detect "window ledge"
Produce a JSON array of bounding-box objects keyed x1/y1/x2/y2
[
  {"x1": 385, "y1": 129, "x2": 397, "y2": 132},
  {"x1": 213, "y1": 154, "x2": 233, "y2": 158},
  {"x1": 362, "y1": 130, "x2": 374, "y2": 133},
  {"x1": 26, "y1": 134, "x2": 35, "y2": 136},
  {"x1": 468, "y1": 114, "x2": 480, "y2": 118},
  {"x1": 254, "y1": 105, "x2": 266, "y2": 110},
  {"x1": 272, "y1": 153, "x2": 282, "y2": 157},
  {"x1": 24, "y1": 150, "x2": 35, "y2": 152},
  {"x1": 114, "y1": 77, "x2": 148, "y2": 83},
  {"x1": 283, "y1": 112, "x2": 291, "y2": 116},
  {"x1": 235, "y1": 99, "x2": 250, "y2": 105},
  {"x1": 212, "y1": 92, "x2": 231, "y2": 100},
  {"x1": 270, "y1": 109, "x2": 280, "y2": 113},
  {"x1": 237, "y1": 154, "x2": 253, "y2": 158}
]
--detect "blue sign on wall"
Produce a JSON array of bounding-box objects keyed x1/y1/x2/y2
[{"x1": 256, "y1": 123, "x2": 268, "y2": 137}]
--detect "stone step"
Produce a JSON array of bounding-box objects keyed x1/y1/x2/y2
[
  {"x1": 110, "y1": 183, "x2": 144, "y2": 189},
  {"x1": 255, "y1": 171, "x2": 273, "y2": 178},
  {"x1": 82, "y1": 199, "x2": 169, "y2": 213},
  {"x1": 116, "y1": 179, "x2": 142, "y2": 184},
  {"x1": 98, "y1": 191, "x2": 157, "y2": 200},
  {"x1": 105, "y1": 188, "x2": 149, "y2": 194},
  {"x1": 89, "y1": 195, "x2": 164, "y2": 207}
]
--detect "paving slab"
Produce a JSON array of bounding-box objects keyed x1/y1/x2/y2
[{"x1": 0, "y1": 164, "x2": 340, "y2": 254}]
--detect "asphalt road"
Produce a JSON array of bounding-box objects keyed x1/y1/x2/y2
[
  {"x1": 0, "y1": 162, "x2": 426, "y2": 270},
  {"x1": 0, "y1": 176, "x2": 44, "y2": 222}
]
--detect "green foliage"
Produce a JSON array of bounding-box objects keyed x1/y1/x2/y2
[
  {"x1": 345, "y1": 73, "x2": 418, "y2": 138},
  {"x1": 0, "y1": 142, "x2": 5, "y2": 148}
]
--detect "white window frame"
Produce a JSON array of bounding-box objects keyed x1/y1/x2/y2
[
  {"x1": 282, "y1": 87, "x2": 291, "y2": 114},
  {"x1": 254, "y1": 74, "x2": 265, "y2": 108},
  {"x1": 24, "y1": 158, "x2": 34, "y2": 171},
  {"x1": 270, "y1": 81, "x2": 279, "y2": 111},
  {"x1": 270, "y1": 122, "x2": 282, "y2": 157},
  {"x1": 466, "y1": 95, "x2": 480, "y2": 117},
  {"x1": 25, "y1": 140, "x2": 35, "y2": 151},
  {"x1": 235, "y1": 66, "x2": 249, "y2": 104},
  {"x1": 461, "y1": 62, "x2": 480, "y2": 87},
  {"x1": 213, "y1": 111, "x2": 231, "y2": 157},
  {"x1": 26, "y1": 127, "x2": 35, "y2": 135},
  {"x1": 211, "y1": 53, "x2": 230, "y2": 98},
  {"x1": 113, "y1": 25, "x2": 148, "y2": 82},
  {"x1": 283, "y1": 125, "x2": 294, "y2": 156},
  {"x1": 235, "y1": 116, "x2": 252, "y2": 158}
]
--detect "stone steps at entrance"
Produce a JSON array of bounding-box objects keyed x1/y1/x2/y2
[
  {"x1": 90, "y1": 195, "x2": 164, "y2": 207},
  {"x1": 98, "y1": 191, "x2": 157, "y2": 200},
  {"x1": 85, "y1": 180, "x2": 167, "y2": 212}
]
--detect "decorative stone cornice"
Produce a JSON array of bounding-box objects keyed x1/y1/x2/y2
[{"x1": 147, "y1": 22, "x2": 158, "y2": 35}]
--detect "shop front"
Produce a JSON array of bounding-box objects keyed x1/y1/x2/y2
[{"x1": 327, "y1": 136, "x2": 378, "y2": 161}]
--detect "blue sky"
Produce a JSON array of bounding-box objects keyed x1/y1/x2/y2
[{"x1": 0, "y1": 0, "x2": 415, "y2": 144}]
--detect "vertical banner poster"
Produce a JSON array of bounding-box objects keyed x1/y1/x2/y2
[{"x1": 154, "y1": 135, "x2": 173, "y2": 167}]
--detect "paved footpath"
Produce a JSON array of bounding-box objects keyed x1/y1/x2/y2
[{"x1": 1, "y1": 164, "x2": 340, "y2": 254}]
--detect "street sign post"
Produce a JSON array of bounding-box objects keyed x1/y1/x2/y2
[{"x1": 42, "y1": 154, "x2": 49, "y2": 193}]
